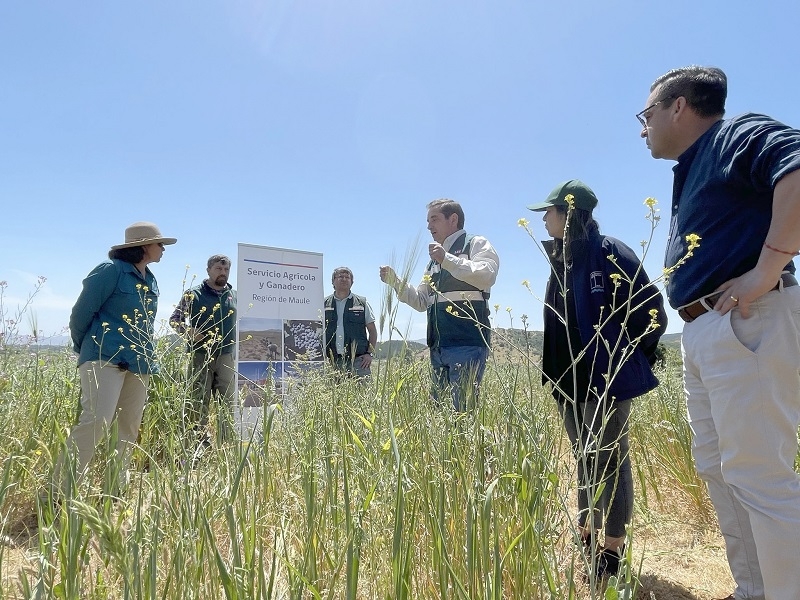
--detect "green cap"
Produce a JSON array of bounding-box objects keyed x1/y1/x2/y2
[{"x1": 527, "y1": 179, "x2": 599, "y2": 212}]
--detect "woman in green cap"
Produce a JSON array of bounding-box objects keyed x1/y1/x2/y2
[{"x1": 529, "y1": 180, "x2": 666, "y2": 580}]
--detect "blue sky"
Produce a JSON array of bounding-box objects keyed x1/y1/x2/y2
[{"x1": 2, "y1": 1, "x2": 799, "y2": 342}]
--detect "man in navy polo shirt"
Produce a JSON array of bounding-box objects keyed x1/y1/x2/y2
[{"x1": 639, "y1": 65, "x2": 800, "y2": 600}]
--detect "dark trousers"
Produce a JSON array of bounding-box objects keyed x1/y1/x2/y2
[{"x1": 559, "y1": 398, "x2": 633, "y2": 538}]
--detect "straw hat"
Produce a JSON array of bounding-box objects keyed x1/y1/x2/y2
[{"x1": 111, "y1": 222, "x2": 178, "y2": 250}]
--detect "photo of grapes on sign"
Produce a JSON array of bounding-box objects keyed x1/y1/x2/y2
[{"x1": 283, "y1": 319, "x2": 323, "y2": 362}]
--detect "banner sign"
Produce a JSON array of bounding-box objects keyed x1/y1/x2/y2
[{"x1": 235, "y1": 243, "x2": 324, "y2": 438}]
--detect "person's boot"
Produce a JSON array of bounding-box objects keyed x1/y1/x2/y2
[{"x1": 597, "y1": 545, "x2": 625, "y2": 578}]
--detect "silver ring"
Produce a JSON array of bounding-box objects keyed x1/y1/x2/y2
[{"x1": 730, "y1": 295, "x2": 739, "y2": 303}]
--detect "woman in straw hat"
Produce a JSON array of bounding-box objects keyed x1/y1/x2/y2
[
  {"x1": 528, "y1": 181, "x2": 666, "y2": 580},
  {"x1": 58, "y1": 221, "x2": 176, "y2": 496}
]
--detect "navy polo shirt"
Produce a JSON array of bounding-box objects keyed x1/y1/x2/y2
[{"x1": 665, "y1": 113, "x2": 800, "y2": 308}]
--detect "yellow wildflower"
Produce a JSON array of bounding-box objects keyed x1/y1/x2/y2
[
  {"x1": 644, "y1": 197, "x2": 657, "y2": 208},
  {"x1": 685, "y1": 233, "x2": 701, "y2": 251}
]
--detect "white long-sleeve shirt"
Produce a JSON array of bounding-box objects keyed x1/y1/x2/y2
[{"x1": 394, "y1": 229, "x2": 500, "y2": 312}]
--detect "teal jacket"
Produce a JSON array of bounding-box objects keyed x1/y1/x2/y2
[{"x1": 69, "y1": 259, "x2": 160, "y2": 374}]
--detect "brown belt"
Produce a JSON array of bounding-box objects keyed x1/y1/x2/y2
[{"x1": 678, "y1": 273, "x2": 799, "y2": 323}]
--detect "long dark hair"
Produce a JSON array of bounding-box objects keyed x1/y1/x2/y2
[
  {"x1": 550, "y1": 205, "x2": 600, "y2": 263},
  {"x1": 108, "y1": 246, "x2": 146, "y2": 264}
]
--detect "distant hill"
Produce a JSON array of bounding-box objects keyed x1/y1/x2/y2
[
  {"x1": 493, "y1": 327, "x2": 543, "y2": 354},
  {"x1": 10, "y1": 334, "x2": 70, "y2": 348},
  {"x1": 660, "y1": 332, "x2": 682, "y2": 350},
  {"x1": 404, "y1": 327, "x2": 681, "y2": 362},
  {"x1": 14, "y1": 329, "x2": 680, "y2": 357},
  {"x1": 377, "y1": 328, "x2": 543, "y2": 363},
  {"x1": 375, "y1": 339, "x2": 427, "y2": 360}
]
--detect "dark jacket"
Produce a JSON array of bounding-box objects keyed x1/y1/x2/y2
[
  {"x1": 542, "y1": 229, "x2": 666, "y2": 403},
  {"x1": 427, "y1": 233, "x2": 491, "y2": 349},
  {"x1": 170, "y1": 281, "x2": 237, "y2": 356},
  {"x1": 324, "y1": 293, "x2": 369, "y2": 360}
]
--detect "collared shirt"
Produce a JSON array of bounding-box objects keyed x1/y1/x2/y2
[
  {"x1": 665, "y1": 113, "x2": 800, "y2": 308},
  {"x1": 394, "y1": 229, "x2": 500, "y2": 312},
  {"x1": 332, "y1": 292, "x2": 375, "y2": 355}
]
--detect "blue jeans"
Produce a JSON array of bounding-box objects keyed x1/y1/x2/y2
[{"x1": 430, "y1": 345, "x2": 489, "y2": 411}]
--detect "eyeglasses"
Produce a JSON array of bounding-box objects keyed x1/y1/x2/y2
[
  {"x1": 636, "y1": 96, "x2": 674, "y2": 128},
  {"x1": 158, "y1": 243, "x2": 165, "y2": 249}
]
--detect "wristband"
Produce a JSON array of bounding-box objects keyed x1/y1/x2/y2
[{"x1": 764, "y1": 242, "x2": 800, "y2": 256}]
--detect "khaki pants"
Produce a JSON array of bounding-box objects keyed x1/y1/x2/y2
[
  {"x1": 57, "y1": 361, "x2": 149, "y2": 494},
  {"x1": 683, "y1": 285, "x2": 800, "y2": 600}
]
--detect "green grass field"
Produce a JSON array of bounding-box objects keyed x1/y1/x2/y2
[{"x1": 0, "y1": 326, "x2": 738, "y2": 600}]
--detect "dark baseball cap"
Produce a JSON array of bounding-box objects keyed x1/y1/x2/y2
[{"x1": 527, "y1": 179, "x2": 599, "y2": 212}]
